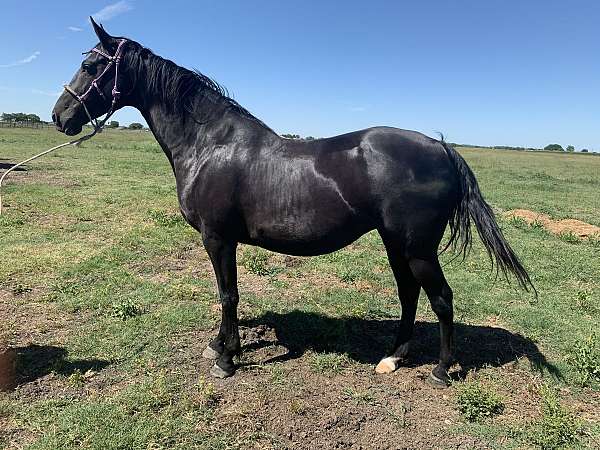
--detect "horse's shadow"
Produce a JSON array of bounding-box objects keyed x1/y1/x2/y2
[
  {"x1": 15, "y1": 344, "x2": 109, "y2": 385},
  {"x1": 240, "y1": 310, "x2": 562, "y2": 379}
]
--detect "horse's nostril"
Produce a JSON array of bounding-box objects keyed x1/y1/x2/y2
[{"x1": 52, "y1": 112, "x2": 62, "y2": 129}]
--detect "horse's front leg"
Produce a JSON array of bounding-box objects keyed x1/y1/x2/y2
[{"x1": 200, "y1": 228, "x2": 240, "y2": 378}]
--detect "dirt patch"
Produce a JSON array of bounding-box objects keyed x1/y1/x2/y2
[{"x1": 506, "y1": 209, "x2": 600, "y2": 238}]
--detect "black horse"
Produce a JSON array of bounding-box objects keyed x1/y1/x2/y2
[{"x1": 52, "y1": 19, "x2": 533, "y2": 385}]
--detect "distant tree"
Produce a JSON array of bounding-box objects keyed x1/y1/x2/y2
[
  {"x1": 305, "y1": 136, "x2": 315, "y2": 141},
  {"x1": 25, "y1": 114, "x2": 41, "y2": 122},
  {"x1": 128, "y1": 122, "x2": 144, "y2": 130},
  {"x1": 566, "y1": 145, "x2": 575, "y2": 152},
  {"x1": 581, "y1": 149, "x2": 589, "y2": 153},
  {"x1": 107, "y1": 120, "x2": 120, "y2": 128},
  {"x1": 281, "y1": 133, "x2": 300, "y2": 139},
  {"x1": 544, "y1": 144, "x2": 564, "y2": 152}
]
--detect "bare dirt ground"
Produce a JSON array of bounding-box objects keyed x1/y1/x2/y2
[
  {"x1": 506, "y1": 209, "x2": 600, "y2": 238},
  {"x1": 3, "y1": 279, "x2": 598, "y2": 449}
]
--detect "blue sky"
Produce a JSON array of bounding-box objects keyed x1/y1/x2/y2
[{"x1": 1, "y1": 1, "x2": 599, "y2": 149}]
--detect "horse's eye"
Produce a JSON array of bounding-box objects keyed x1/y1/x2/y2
[{"x1": 81, "y1": 63, "x2": 97, "y2": 76}]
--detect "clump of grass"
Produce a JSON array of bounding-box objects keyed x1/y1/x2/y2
[
  {"x1": 588, "y1": 233, "x2": 600, "y2": 248},
  {"x1": 568, "y1": 332, "x2": 600, "y2": 386},
  {"x1": 195, "y1": 376, "x2": 220, "y2": 409},
  {"x1": 0, "y1": 215, "x2": 25, "y2": 227},
  {"x1": 338, "y1": 268, "x2": 359, "y2": 283},
  {"x1": 558, "y1": 231, "x2": 580, "y2": 244},
  {"x1": 527, "y1": 384, "x2": 582, "y2": 449},
  {"x1": 455, "y1": 380, "x2": 504, "y2": 422},
  {"x1": 309, "y1": 352, "x2": 351, "y2": 376},
  {"x1": 574, "y1": 287, "x2": 595, "y2": 312},
  {"x1": 342, "y1": 387, "x2": 377, "y2": 405},
  {"x1": 268, "y1": 363, "x2": 286, "y2": 386},
  {"x1": 241, "y1": 249, "x2": 280, "y2": 276},
  {"x1": 288, "y1": 399, "x2": 308, "y2": 415},
  {"x1": 0, "y1": 398, "x2": 14, "y2": 418},
  {"x1": 170, "y1": 283, "x2": 211, "y2": 302},
  {"x1": 110, "y1": 298, "x2": 144, "y2": 320},
  {"x1": 508, "y1": 215, "x2": 529, "y2": 230},
  {"x1": 11, "y1": 283, "x2": 32, "y2": 296},
  {"x1": 67, "y1": 369, "x2": 85, "y2": 388},
  {"x1": 147, "y1": 209, "x2": 186, "y2": 227}
]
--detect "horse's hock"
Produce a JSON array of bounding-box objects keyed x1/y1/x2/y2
[{"x1": 0, "y1": 337, "x2": 17, "y2": 392}]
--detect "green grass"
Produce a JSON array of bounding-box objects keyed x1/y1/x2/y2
[{"x1": 1, "y1": 128, "x2": 599, "y2": 448}]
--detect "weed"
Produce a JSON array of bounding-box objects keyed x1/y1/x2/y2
[
  {"x1": 147, "y1": 209, "x2": 186, "y2": 227},
  {"x1": 568, "y1": 332, "x2": 600, "y2": 386},
  {"x1": 241, "y1": 249, "x2": 280, "y2": 276},
  {"x1": 195, "y1": 376, "x2": 220, "y2": 409},
  {"x1": 387, "y1": 401, "x2": 409, "y2": 428},
  {"x1": 588, "y1": 233, "x2": 600, "y2": 248},
  {"x1": 342, "y1": 387, "x2": 377, "y2": 405},
  {"x1": 268, "y1": 363, "x2": 286, "y2": 385},
  {"x1": 67, "y1": 369, "x2": 85, "y2": 388},
  {"x1": 527, "y1": 384, "x2": 581, "y2": 449},
  {"x1": 289, "y1": 399, "x2": 308, "y2": 415},
  {"x1": 110, "y1": 298, "x2": 143, "y2": 320},
  {"x1": 455, "y1": 380, "x2": 504, "y2": 422},
  {"x1": 574, "y1": 287, "x2": 595, "y2": 312},
  {"x1": 530, "y1": 219, "x2": 546, "y2": 230},
  {"x1": 508, "y1": 215, "x2": 529, "y2": 229},
  {"x1": 339, "y1": 268, "x2": 358, "y2": 283},
  {"x1": 558, "y1": 231, "x2": 580, "y2": 244},
  {"x1": 309, "y1": 352, "x2": 351, "y2": 376}
]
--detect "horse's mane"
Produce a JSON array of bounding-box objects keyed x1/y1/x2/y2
[{"x1": 125, "y1": 40, "x2": 273, "y2": 131}]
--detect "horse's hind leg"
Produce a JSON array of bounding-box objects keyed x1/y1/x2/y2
[
  {"x1": 375, "y1": 238, "x2": 421, "y2": 374},
  {"x1": 408, "y1": 257, "x2": 454, "y2": 386}
]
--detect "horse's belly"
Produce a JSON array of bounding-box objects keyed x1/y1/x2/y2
[{"x1": 244, "y1": 206, "x2": 374, "y2": 256}]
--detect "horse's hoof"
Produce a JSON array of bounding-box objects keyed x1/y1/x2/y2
[
  {"x1": 375, "y1": 357, "x2": 398, "y2": 374},
  {"x1": 428, "y1": 372, "x2": 450, "y2": 388},
  {"x1": 202, "y1": 345, "x2": 220, "y2": 360},
  {"x1": 210, "y1": 363, "x2": 234, "y2": 379}
]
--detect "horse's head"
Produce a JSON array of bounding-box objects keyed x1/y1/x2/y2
[{"x1": 52, "y1": 18, "x2": 134, "y2": 135}]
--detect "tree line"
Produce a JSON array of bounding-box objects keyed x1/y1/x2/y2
[{"x1": 1, "y1": 112, "x2": 43, "y2": 123}]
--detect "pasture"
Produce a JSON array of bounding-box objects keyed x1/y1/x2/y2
[{"x1": 0, "y1": 127, "x2": 598, "y2": 449}]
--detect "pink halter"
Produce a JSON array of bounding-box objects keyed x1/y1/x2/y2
[{"x1": 63, "y1": 39, "x2": 127, "y2": 131}]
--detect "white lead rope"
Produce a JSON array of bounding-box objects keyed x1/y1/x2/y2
[{"x1": 0, "y1": 129, "x2": 99, "y2": 216}]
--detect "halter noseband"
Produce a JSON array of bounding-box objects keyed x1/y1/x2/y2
[{"x1": 63, "y1": 39, "x2": 127, "y2": 132}]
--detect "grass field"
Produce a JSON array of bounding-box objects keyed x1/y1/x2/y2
[{"x1": 0, "y1": 127, "x2": 599, "y2": 449}]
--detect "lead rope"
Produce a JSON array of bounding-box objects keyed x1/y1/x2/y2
[{"x1": 0, "y1": 40, "x2": 127, "y2": 216}]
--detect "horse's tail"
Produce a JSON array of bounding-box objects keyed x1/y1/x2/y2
[{"x1": 440, "y1": 140, "x2": 536, "y2": 293}]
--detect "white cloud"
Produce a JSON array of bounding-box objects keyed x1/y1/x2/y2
[
  {"x1": 31, "y1": 89, "x2": 62, "y2": 97},
  {"x1": 92, "y1": 1, "x2": 133, "y2": 22},
  {"x1": 68, "y1": 26, "x2": 83, "y2": 32},
  {"x1": 0, "y1": 51, "x2": 41, "y2": 68}
]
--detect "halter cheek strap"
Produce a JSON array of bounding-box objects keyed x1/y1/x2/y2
[{"x1": 63, "y1": 39, "x2": 127, "y2": 132}]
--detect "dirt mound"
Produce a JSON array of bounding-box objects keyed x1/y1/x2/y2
[{"x1": 506, "y1": 209, "x2": 600, "y2": 238}]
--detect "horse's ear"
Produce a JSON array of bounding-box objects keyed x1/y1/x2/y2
[{"x1": 90, "y1": 16, "x2": 114, "y2": 48}]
